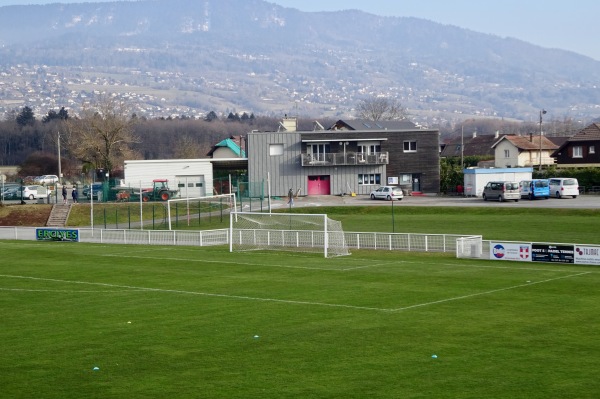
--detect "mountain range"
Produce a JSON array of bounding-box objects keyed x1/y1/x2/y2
[{"x1": 1, "y1": 0, "x2": 599, "y2": 125}]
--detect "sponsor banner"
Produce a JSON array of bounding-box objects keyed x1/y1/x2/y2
[
  {"x1": 531, "y1": 244, "x2": 574, "y2": 263},
  {"x1": 36, "y1": 228, "x2": 79, "y2": 242},
  {"x1": 574, "y1": 246, "x2": 600, "y2": 265},
  {"x1": 490, "y1": 243, "x2": 531, "y2": 261}
]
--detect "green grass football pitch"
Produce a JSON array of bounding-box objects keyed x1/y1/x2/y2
[{"x1": 1, "y1": 241, "x2": 599, "y2": 398}]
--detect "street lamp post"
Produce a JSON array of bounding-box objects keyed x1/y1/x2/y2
[{"x1": 539, "y1": 109, "x2": 547, "y2": 171}]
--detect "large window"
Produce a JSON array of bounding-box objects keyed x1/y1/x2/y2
[
  {"x1": 573, "y1": 146, "x2": 583, "y2": 158},
  {"x1": 403, "y1": 141, "x2": 417, "y2": 153},
  {"x1": 269, "y1": 144, "x2": 283, "y2": 156},
  {"x1": 358, "y1": 174, "x2": 381, "y2": 185},
  {"x1": 307, "y1": 143, "x2": 330, "y2": 162}
]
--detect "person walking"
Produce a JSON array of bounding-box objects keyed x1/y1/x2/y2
[
  {"x1": 62, "y1": 185, "x2": 67, "y2": 205},
  {"x1": 71, "y1": 186, "x2": 78, "y2": 204}
]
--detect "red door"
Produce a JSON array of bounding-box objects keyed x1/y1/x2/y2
[{"x1": 307, "y1": 175, "x2": 331, "y2": 195}]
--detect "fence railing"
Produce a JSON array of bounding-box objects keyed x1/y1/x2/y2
[{"x1": 0, "y1": 226, "x2": 472, "y2": 253}]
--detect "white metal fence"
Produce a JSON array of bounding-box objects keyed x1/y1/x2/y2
[{"x1": 0, "y1": 226, "x2": 472, "y2": 253}]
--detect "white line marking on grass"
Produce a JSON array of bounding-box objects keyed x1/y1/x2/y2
[
  {"x1": 0, "y1": 274, "x2": 386, "y2": 312},
  {"x1": 390, "y1": 271, "x2": 592, "y2": 312}
]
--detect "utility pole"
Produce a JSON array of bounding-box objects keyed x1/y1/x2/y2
[
  {"x1": 539, "y1": 110, "x2": 546, "y2": 171},
  {"x1": 57, "y1": 131, "x2": 62, "y2": 184}
]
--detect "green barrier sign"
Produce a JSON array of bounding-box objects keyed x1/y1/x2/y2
[{"x1": 36, "y1": 228, "x2": 80, "y2": 242}]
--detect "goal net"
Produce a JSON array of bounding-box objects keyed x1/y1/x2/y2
[
  {"x1": 229, "y1": 212, "x2": 350, "y2": 258},
  {"x1": 167, "y1": 194, "x2": 236, "y2": 230},
  {"x1": 456, "y1": 235, "x2": 483, "y2": 259}
]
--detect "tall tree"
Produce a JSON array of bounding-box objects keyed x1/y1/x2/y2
[
  {"x1": 63, "y1": 97, "x2": 139, "y2": 173},
  {"x1": 356, "y1": 97, "x2": 408, "y2": 121},
  {"x1": 16, "y1": 106, "x2": 36, "y2": 127}
]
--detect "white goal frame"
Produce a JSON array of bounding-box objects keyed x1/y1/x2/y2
[
  {"x1": 229, "y1": 211, "x2": 350, "y2": 258},
  {"x1": 167, "y1": 193, "x2": 236, "y2": 230}
]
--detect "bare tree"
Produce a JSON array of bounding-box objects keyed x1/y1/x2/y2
[
  {"x1": 356, "y1": 97, "x2": 408, "y2": 121},
  {"x1": 63, "y1": 96, "x2": 139, "y2": 173},
  {"x1": 173, "y1": 135, "x2": 205, "y2": 159}
]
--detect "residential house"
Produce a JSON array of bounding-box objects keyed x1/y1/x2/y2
[
  {"x1": 440, "y1": 131, "x2": 498, "y2": 165},
  {"x1": 491, "y1": 134, "x2": 558, "y2": 168},
  {"x1": 246, "y1": 117, "x2": 440, "y2": 197},
  {"x1": 552, "y1": 123, "x2": 600, "y2": 167}
]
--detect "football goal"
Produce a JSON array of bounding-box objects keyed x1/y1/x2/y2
[
  {"x1": 167, "y1": 194, "x2": 236, "y2": 230},
  {"x1": 229, "y1": 211, "x2": 350, "y2": 258},
  {"x1": 456, "y1": 235, "x2": 483, "y2": 259}
]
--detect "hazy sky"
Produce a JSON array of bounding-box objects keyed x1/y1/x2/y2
[{"x1": 1, "y1": 0, "x2": 598, "y2": 60}]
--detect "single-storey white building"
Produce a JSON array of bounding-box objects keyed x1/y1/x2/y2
[
  {"x1": 463, "y1": 167, "x2": 533, "y2": 197},
  {"x1": 123, "y1": 159, "x2": 214, "y2": 198}
]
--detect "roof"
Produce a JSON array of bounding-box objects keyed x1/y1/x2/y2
[
  {"x1": 552, "y1": 123, "x2": 600, "y2": 155},
  {"x1": 564, "y1": 123, "x2": 600, "y2": 142},
  {"x1": 440, "y1": 134, "x2": 497, "y2": 157},
  {"x1": 206, "y1": 136, "x2": 246, "y2": 157},
  {"x1": 329, "y1": 119, "x2": 419, "y2": 131},
  {"x1": 492, "y1": 135, "x2": 558, "y2": 151}
]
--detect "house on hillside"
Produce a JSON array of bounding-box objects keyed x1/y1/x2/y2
[
  {"x1": 491, "y1": 134, "x2": 558, "y2": 168},
  {"x1": 552, "y1": 123, "x2": 600, "y2": 167},
  {"x1": 246, "y1": 117, "x2": 440, "y2": 197}
]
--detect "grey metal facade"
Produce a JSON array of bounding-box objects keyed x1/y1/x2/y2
[{"x1": 247, "y1": 126, "x2": 440, "y2": 198}]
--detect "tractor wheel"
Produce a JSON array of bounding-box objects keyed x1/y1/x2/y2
[
  {"x1": 160, "y1": 191, "x2": 171, "y2": 201},
  {"x1": 142, "y1": 196, "x2": 150, "y2": 202}
]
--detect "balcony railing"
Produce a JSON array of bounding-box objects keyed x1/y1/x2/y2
[{"x1": 301, "y1": 152, "x2": 389, "y2": 166}]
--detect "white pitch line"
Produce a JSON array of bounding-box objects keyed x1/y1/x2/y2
[
  {"x1": 0, "y1": 274, "x2": 387, "y2": 312},
  {"x1": 390, "y1": 271, "x2": 592, "y2": 312}
]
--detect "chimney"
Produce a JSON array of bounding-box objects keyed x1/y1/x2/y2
[
  {"x1": 529, "y1": 133, "x2": 533, "y2": 142},
  {"x1": 278, "y1": 115, "x2": 298, "y2": 132},
  {"x1": 495, "y1": 131, "x2": 499, "y2": 139},
  {"x1": 472, "y1": 131, "x2": 477, "y2": 138}
]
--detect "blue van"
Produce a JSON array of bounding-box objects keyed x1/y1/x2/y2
[{"x1": 519, "y1": 179, "x2": 550, "y2": 200}]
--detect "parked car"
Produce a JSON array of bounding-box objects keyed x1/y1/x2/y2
[
  {"x1": 519, "y1": 179, "x2": 550, "y2": 200},
  {"x1": 482, "y1": 181, "x2": 520, "y2": 202},
  {"x1": 370, "y1": 186, "x2": 404, "y2": 201},
  {"x1": 549, "y1": 178, "x2": 579, "y2": 199},
  {"x1": 83, "y1": 183, "x2": 103, "y2": 199},
  {"x1": 22, "y1": 185, "x2": 48, "y2": 200},
  {"x1": 35, "y1": 175, "x2": 59, "y2": 185}
]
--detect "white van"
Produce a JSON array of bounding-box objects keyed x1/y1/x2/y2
[{"x1": 549, "y1": 178, "x2": 579, "y2": 199}]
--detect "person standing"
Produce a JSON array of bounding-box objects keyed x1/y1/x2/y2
[
  {"x1": 71, "y1": 186, "x2": 78, "y2": 204},
  {"x1": 62, "y1": 185, "x2": 67, "y2": 204},
  {"x1": 287, "y1": 188, "x2": 294, "y2": 206}
]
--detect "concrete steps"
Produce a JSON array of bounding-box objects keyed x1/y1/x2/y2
[{"x1": 46, "y1": 204, "x2": 72, "y2": 227}]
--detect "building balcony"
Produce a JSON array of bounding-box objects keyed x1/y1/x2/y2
[{"x1": 301, "y1": 152, "x2": 389, "y2": 166}]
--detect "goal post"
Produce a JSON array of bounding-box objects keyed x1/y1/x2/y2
[
  {"x1": 456, "y1": 235, "x2": 483, "y2": 259},
  {"x1": 229, "y1": 211, "x2": 350, "y2": 258},
  {"x1": 167, "y1": 193, "x2": 236, "y2": 230}
]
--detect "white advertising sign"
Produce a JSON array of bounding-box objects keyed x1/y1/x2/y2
[
  {"x1": 574, "y1": 246, "x2": 600, "y2": 265},
  {"x1": 490, "y1": 242, "x2": 531, "y2": 262}
]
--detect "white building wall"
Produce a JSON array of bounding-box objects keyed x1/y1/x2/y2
[
  {"x1": 123, "y1": 159, "x2": 214, "y2": 198},
  {"x1": 494, "y1": 141, "x2": 520, "y2": 167}
]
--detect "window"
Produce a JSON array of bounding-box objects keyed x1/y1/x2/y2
[
  {"x1": 590, "y1": 145, "x2": 596, "y2": 154},
  {"x1": 403, "y1": 141, "x2": 417, "y2": 153},
  {"x1": 573, "y1": 146, "x2": 583, "y2": 158},
  {"x1": 504, "y1": 149, "x2": 510, "y2": 158},
  {"x1": 269, "y1": 144, "x2": 284, "y2": 156},
  {"x1": 307, "y1": 143, "x2": 330, "y2": 162},
  {"x1": 358, "y1": 174, "x2": 381, "y2": 185}
]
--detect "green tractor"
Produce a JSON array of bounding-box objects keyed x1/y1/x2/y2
[{"x1": 115, "y1": 179, "x2": 179, "y2": 202}]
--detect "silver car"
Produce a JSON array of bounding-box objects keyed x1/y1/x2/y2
[
  {"x1": 482, "y1": 181, "x2": 520, "y2": 202},
  {"x1": 370, "y1": 186, "x2": 404, "y2": 201}
]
